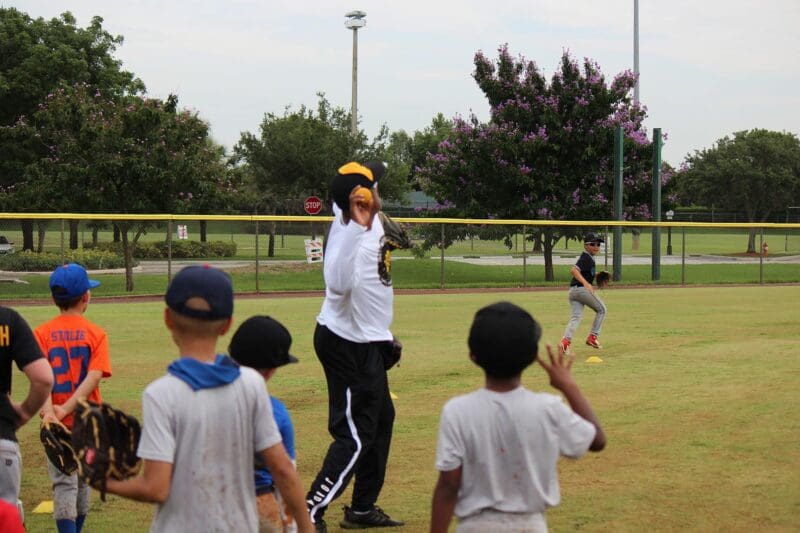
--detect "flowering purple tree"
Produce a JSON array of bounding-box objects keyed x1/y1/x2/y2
[
  {"x1": 12, "y1": 84, "x2": 228, "y2": 290},
  {"x1": 416, "y1": 46, "x2": 667, "y2": 280}
]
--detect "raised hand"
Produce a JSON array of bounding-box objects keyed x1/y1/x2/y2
[{"x1": 537, "y1": 343, "x2": 577, "y2": 392}]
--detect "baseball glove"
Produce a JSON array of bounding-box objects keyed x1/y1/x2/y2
[
  {"x1": 382, "y1": 337, "x2": 403, "y2": 370},
  {"x1": 72, "y1": 399, "x2": 142, "y2": 501},
  {"x1": 596, "y1": 270, "x2": 611, "y2": 288},
  {"x1": 378, "y1": 212, "x2": 412, "y2": 287},
  {"x1": 40, "y1": 420, "x2": 78, "y2": 476}
]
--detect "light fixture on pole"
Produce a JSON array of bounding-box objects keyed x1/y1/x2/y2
[
  {"x1": 666, "y1": 209, "x2": 674, "y2": 255},
  {"x1": 344, "y1": 10, "x2": 366, "y2": 135}
]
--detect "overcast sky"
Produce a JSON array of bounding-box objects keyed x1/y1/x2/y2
[{"x1": 8, "y1": 0, "x2": 800, "y2": 166}]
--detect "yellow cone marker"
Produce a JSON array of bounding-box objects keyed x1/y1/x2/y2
[
  {"x1": 33, "y1": 500, "x2": 53, "y2": 514},
  {"x1": 390, "y1": 391, "x2": 398, "y2": 400},
  {"x1": 585, "y1": 356, "x2": 603, "y2": 364}
]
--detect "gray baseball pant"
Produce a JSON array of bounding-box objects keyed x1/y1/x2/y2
[
  {"x1": 563, "y1": 286, "x2": 606, "y2": 340},
  {"x1": 0, "y1": 439, "x2": 21, "y2": 504},
  {"x1": 48, "y1": 458, "x2": 90, "y2": 520}
]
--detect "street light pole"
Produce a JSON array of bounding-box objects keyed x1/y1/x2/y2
[
  {"x1": 345, "y1": 11, "x2": 366, "y2": 135},
  {"x1": 666, "y1": 209, "x2": 674, "y2": 255}
]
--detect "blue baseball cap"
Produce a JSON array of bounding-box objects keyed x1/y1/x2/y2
[
  {"x1": 49, "y1": 263, "x2": 101, "y2": 301},
  {"x1": 165, "y1": 265, "x2": 234, "y2": 320}
]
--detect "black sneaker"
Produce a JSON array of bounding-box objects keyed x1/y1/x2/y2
[
  {"x1": 340, "y1": 505, "x2": 405, "y2": 529},
  {"x1": 314, "y1": 518, "x2": 328, "y2": 533}
]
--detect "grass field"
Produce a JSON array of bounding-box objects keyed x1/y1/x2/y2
[
  {"x1": 10, "y1": 286, "x2": 800, "y2": 532},
  {"x1": 3, "y1": 261, "x2": 800, "y2": 301}
]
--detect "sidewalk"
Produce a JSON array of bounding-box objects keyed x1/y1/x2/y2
[{"x1": 441, "y1": 253, "x2": 800, "y2": 266}]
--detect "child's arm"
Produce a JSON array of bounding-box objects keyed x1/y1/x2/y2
[
  {"x1": 12, "y1": 358, "x2": 53, "y2": 428},
  {"x1": 105, "y1": 459, "x2": 172, "y2": 503},
  {"x1": 54, "y1": 369, "x2": 103, "y2": 420},
  {"x1": 430, "y1": 467, "x2": 462, "y2": 533},
  {"x1": 260, "y1": 443, "x2": 313, "y2": 533},
  {"x1": 538, "y1": 344, "x2": 606, "y2": 451}
]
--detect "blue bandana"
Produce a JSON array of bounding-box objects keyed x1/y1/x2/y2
[{"x1": 167, "y1": 354, "x2": 241, "y2": 391}]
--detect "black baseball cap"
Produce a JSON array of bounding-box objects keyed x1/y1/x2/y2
[
  {"x1": 228, "y1": 315, "x2": 299, "y2": 370},
  {"x1": 468, "y1": 302, "x2": 541, "y2": 379},
  {"x1": 165, "y1": 265, "x2": 234, "y2": 320},
  {"x1": 330, "y1": 160, "x2": 386, "y2": 212},
  {"x1": 584, "y1": 232, "x2": 604, "y2": 244}
]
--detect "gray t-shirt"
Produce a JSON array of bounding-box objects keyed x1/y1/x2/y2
[
  {"x1": 435, "y1": 387, "x2": 596, "y2": 519},
  {"x1": 138, "y1": 366, "x2": 281, "y2": 533}
]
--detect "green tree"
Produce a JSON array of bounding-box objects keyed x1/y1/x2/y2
[
  {"x1": 417, "y1": 46, "x2": 665, "y2": 280},
  {"x1": 678, "y1": 129, "x2": 800, "y2": 252},
  {"x1": 14, "y1": 85, "x2": 226, "y2": 290},
  {"x1": 174, "y1": 143, "x2": 241, "y2": 243},
  {"x1": 234, "y1": 94, "x2": 410, "y2": 256},
  {"x1": 0, "y1": 8, "x2": 144, "y2": 249}
]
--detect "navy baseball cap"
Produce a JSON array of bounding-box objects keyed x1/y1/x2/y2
[
  {"x1": 330, "y1": 160, "x2": 386, "y2": 212},
  {"x1": 584, "y1": 232, "x2": 604, "y2": 244},
  {"x1": 49, "y1": 263, "x2": 100, "y2": 301},
  {"x1": 228, "y1": 315, "x2": 299, "y2": 370},
  {"x1": 468, "y1": 302, "x2": 542, "y2": 378},
  {"x1": 165, "y1": 265, "x2": 233, "y2": 320}
]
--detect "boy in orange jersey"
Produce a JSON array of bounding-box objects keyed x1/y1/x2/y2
[{"x1": 34, "y1": 263, "x2": 112, "y2": 533}]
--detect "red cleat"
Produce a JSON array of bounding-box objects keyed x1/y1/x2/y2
[
  {"x1": 585, "y1": 334, "x2": 602, "y2": 349},
  {"x1": 559, "y1": 337, "x2": 571, "y2": 354}
]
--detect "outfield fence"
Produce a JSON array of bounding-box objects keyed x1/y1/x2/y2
[{"x1": 1, "y1": 213, "x2": 799, "y2": 297}]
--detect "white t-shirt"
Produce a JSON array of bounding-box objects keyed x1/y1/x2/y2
[
  {"x1": 138, "y1": 367, "x2": 282, "y2": 533},
  {"x1": 317, "y1": 203, "x2": 393, "y2": 342},
  {"x1": 435, "y1": 386, "x2": 596, "y2": 519}
]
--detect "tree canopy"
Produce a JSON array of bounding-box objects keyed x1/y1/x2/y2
[
  {"x1": 0, "y1": 7, "x2": 146, "y2": 249},
  {"x1": 235, "y1": 94, "x2": 411, "y2": 214},
  {"x1": 416, "y1": 46, "x2": 667, "y2": 279},
  {"x1": 13, "y1": 84, "x2": 228, "y2": 289},
  {"x1": 678, "y1": 129, "x2": 800, "y2": 251}
]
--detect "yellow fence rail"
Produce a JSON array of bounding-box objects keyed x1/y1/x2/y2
[{"x1": 2, "y1": 212, "x2": 800, "y2": 229}]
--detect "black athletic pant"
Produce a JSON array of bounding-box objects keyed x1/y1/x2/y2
[{"x1": 306, "y1": 324, "x2": 395, "y2": 522}]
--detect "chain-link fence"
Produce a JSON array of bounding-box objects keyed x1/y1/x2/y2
[{"x1": 1, "y1": 214, "x2": 799, "y2": 299}]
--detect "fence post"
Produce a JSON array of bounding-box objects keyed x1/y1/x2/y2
[
  {"x1": 759, "y1": 227, "x2": 764, "y2": 285},
  {"x1": 613, "y1": 125, "x2": 624, "y2": 281},
  {"x1": 681, "y1": 226, "x2": 686, "y2": 286},
  {"x1": 651, "y1": 127, "x2": 662, "y2": 281},
  {"x1": 60, "y1": 219, "x2": 65, "y2": 264},
  {"x1": 167, "y1": 220, "x2": 173, "y2": 283},
  {"x1": 440, "y1": 224, "x2": 445, "y2": 290},
  {"x1": 522, "y1": 225, "x2": 527, "y2": 287},
  {"x1": 255, "y1": 219, "x2": 260, "y2": 294}
]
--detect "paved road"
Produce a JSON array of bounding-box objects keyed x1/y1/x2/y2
[
  {"x1": 444, "y1": 253, "x2": 800, "y2": 266},
  {"x1": 3, "y1": 255, "x2": 797, "y2": 281},
  {"x1": 132, "y1": 253, "x2": 800, "y2": 274}
]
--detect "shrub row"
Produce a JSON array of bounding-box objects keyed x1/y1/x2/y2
[
  {"x1": 0, "y1": 250, "x2": 128, "y2": 272},
  {"x1": 84, "y1": 240, "x2": 236, "y2": 259}
]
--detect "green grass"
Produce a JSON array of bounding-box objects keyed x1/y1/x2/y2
[
  {"x1": 10, "y1": 286, "x2": 800, "y2": 532},
  {"x1": 2, "y1": 259, "x2": 800, "y2": 301}
]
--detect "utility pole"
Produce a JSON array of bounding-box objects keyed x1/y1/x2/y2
[
  {"x1": 633, "y1": 0, "x2": 640, "y2": 104},
  {"x1": 344, "y1": 11, "x2": 366, "y2": 135}
]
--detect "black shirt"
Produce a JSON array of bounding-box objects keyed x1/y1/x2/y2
[
  {"x1": 0, "y1": 306, "x2": 45, "y2": 441},
  {"x1": 569, "y1": 251, "x2": 596, "y2": 287}
]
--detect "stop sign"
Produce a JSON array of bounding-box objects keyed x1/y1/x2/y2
[{"x1": 304, "y1": 196, "x2": 323, "y2": 215}]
